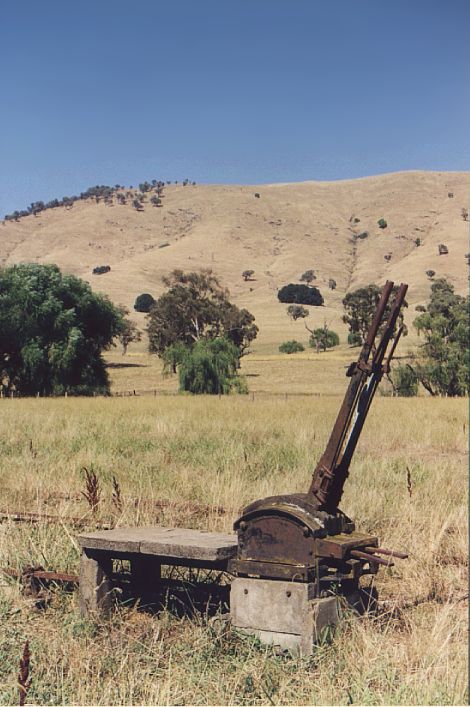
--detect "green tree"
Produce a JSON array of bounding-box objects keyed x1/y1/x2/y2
[
  {"x1": 134, "y1": 293, "x2": 156, "y2": 313},
  {"x1": 300, "y1": 269, "x2": 316, "y2": 284},
  {"x1": 287, "y1": 304, "x2": 309, "y2": 321},
  {"x1": 410, "y1": 279, "x2": 468, "y2": 396},
  {"x1": 278, "y1": 283, "x2": 324, "y2": 306},
  {"x1": 178, "y1": 337, "x2": 247, "y2": 394},
  {"x1": 342, "y1": 284, "x2": 408, "y2": 343},
  {"x1": 115, "y1": 307, "x2": 142, "y2": 355},
  {"x1": 279, "y1": 340, "x2": 305, "y2": 354},
  {"x1": 147, "y1": 269, "x2": 258, "y2": 360},
  {"x1": 309, "y1": 326, "x2": 340, "y2": 352},
  {"x1": 0, "y1": 264, "x2": 124, "y2": 395},
  {"x1": 390, "y1": 364, "x2": 418, "y2": 397}
]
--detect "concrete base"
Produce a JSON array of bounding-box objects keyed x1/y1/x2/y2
[{"x1": 231, "y1": 578, "x2": 340, "y2": 655}]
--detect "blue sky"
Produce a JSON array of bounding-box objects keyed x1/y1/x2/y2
[{"x1": 1, "y1": 0, "x2": 469, "y2": 215}]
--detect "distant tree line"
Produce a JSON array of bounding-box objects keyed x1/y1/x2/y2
[{"x1": 2, "y1": 177, "x2": 197, "y2": 222}]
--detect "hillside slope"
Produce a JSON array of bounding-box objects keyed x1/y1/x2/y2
[{"x1": 2, "y1": 170, "x2": 469, "y2": 351}]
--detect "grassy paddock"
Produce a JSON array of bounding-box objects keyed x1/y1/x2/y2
[{"x1": 0, "y1": 395, "x2": 467, "y2": 704}]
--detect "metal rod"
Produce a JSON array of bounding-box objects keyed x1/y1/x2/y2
[
  {"x1": 364, "y1": 546, "x2": 408, "y2": 560},
  {"x1": 309, "y1": 281, "x2": 408, "y2": 510},
  {"x1": 350, "y1": 550, "x2": 394, "y2": 567}
]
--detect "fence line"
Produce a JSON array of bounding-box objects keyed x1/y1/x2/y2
[{"x1": 1, "y1": 388, "x2": 338, "y2": 400}]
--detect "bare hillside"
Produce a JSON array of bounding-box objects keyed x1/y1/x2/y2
[{"x1": 2, "y1": 170, "x2": 469, "y2": 351}]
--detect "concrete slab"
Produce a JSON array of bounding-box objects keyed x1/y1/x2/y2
[{"x1": 78, "y1": 526, "x2": 237, "y2": 562}]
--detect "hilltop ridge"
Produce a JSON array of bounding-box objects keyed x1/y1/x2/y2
[{"x1": 2, "y1": 170, "x2": 469, "y2": 351}]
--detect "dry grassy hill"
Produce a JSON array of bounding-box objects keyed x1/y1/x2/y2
[{"x1": 2, "y1": 170, "x2": 469, "y2": 353}]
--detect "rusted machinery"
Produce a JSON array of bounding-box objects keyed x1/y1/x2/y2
[{"x1": 230, "y1": 281, "x2": 408, "y2": 599}]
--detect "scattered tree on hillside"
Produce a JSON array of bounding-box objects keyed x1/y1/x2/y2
[
  {"x1": 407, "y1": 279, "x2": 468, "y2": 396},
  {"x1": 132, "y1": 199, "x2": 143, "y2": 211},
  {"x1": 308, "y1": 324, "x2": 339, "y2": 352},
  {"x1": 287, "y1": 304, "x2": 309, "y2": 321},
  {"x1": 147, "y1": 269, "x2": 258, "y2": 363},
  {"x1": 134, "y1": 293, "x2": 156, "y2": 313},
  {"x1": 299, "y1": 269, "x2": 316, "y2": 284},
  {"x1": 438, "y1": 244, "x2": 449, "y2": 255},
  {"x1": 0, "y1": 264, "x2": 125, "y2": 396},
  {"x1": 150, "y1": 195, "x2": 162, "y2": 207},
  {"x1": 115, "y1": 307, "x2": 142, "y2": 355},
  {"x1": 342, "y1": 284, "x2": 408, "y2": 343},
  {"x1": 356, "y1": 232, "x2": 369, "y2": 240},
  {"x1": 378, "y1": 218, "x2": 388, "y2": 229},
  {"x1": 242, "y1": 269, "x2": 255, "y2": 281},
  {"x1": 279, "y1": 340, "x2": 305, "y2": 354},
  {"x1": 328, "y1": 278, "x2": 337, "y2": 290},
  {"x1": 426, "y1": 270, "x2": 436, "y2": 280},
  {"x1": 462, "y1": 208, "x2": 468, "y2": 222},
  {"x1": 278, "y1": 284, "x2": 324, "y2": 306},
  {"x1": 92, "y1": 265, "x2": 111, "y2": 275},
  {"x1": 414, "y1": 237, "x2": 421, "y2": 246}
]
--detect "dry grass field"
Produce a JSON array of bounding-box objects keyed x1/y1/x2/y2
[
  {"x1": 1, "y1": 171, "x2": 468, "y2": 705},
  {"x1": 0, "y1": 392, "x2": 467, "y2": 705}
]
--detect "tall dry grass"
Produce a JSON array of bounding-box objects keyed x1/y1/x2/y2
[{"x1": 0, "y1": 394, "x2": 467, "y2": 704}]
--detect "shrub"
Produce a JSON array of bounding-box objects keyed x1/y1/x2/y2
[
  {"x1": 278, "y1": 284, "x2": 324, "y2": 306},
  {"x1": 134, "y1": 293, "x2": 156, "y2": 313},
  {"x1": 392, "y1": 364, "x2": 418, "y2": 396},
  {"x1": 438, "y1": 244, "x2": 449, "y2": 255},
  {"x1": 356, "y1": 231, "x2": 369, "y2": 240},
  {"x1": 414, "y1": 238, "x2": 421, "y2": 246},
  {"x1": 242, "y1": 269, "x2": 255, "y2": 281},
  {"x1": 92, "y1": 265, "x2": 111, "y2": 275},
  {"x1": 347, "y1": 332, "x2": 362, "y2": 346},
  {"x1": 279, "y1": 340, "x2": 305, "y2": 354},
  {"x1": 378, "y1": 218, "x2": 387, "y2": 229},
  {"x1": 426, "y1": 270, "x2": 436, "y2": 279},
  {"x1": 328, "y1": 278, "x2": 337, "y2": 290}
]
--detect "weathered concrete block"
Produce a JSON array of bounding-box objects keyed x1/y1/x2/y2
[
  {"x1": 79, "y1": 550, "x2": 113, "y2": 618},
  {"x1": 231, "y1": 578, "x2": 339, "y2": 655}
]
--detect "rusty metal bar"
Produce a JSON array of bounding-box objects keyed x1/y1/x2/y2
[
  {"x1": 0, "y1": 511, "x2": 111, "y2": 529},
  {"x1": 330, "y1": 283, "x2": 409, "y2": 493},
  {"x1": 350, "y1": 550, "x2": 394, "y2": 567},
  {"x1": 309, "y1": 280, "x2": 403, "y2": 509},
  {"x1": 1, "y1": 567, "x2": 79, "y2": 583},
  {"x1": 364, "y1": 546, "x2": 408, "y2": 560}
]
